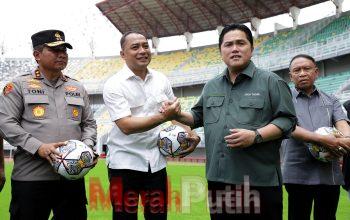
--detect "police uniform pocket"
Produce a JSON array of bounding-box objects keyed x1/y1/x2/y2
[
  {"x1": 65, "y1": 97, "x2": 85, "y2": 121},
  {"x1": 237, "y1": 98, "x2": 264, "y2": 125},
  {"x1": 24, "y1": 95, "x2": 50, "y2": 120},
  {"x1": 205, "y1": 96, "x2": 225, "y2": 124}
]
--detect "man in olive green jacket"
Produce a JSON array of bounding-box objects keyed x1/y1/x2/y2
[{"x1": 162, "y1": 24, "x2": 296, "y2": 220}]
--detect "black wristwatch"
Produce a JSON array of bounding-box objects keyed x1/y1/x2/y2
[{"x1": 253, "y1": 130, "x2": 263, "y2": 144}]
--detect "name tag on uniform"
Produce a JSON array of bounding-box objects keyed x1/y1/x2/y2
[
  {"x1": 27, "y1": 89, "x2": 46, "y2": 95},
  {"x1": 65, "y1": 91, "x2": 81, "y2": 97}
]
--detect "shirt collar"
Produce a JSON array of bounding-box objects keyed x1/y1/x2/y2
[
  {"x1": 293, "y1": 85, "x2": 319, "y2": 98},
  {"x1": 122, "y1": 64, "x2": 152, "y2": 80},
  {"x1": 223, "y1": 61, "x2": 256, "y2": 81}
]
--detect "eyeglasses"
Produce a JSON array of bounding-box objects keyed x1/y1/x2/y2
[{"x1": 291, "y1": 66, "x2": 316, "y2": 75}]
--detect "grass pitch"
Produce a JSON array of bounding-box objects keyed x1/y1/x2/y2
[{"x1": 0, "y1": 160, "x2": 349, "y2": 219}]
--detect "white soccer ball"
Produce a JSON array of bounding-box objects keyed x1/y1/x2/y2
[
  {"x1": 157, "y1": 125, "x2": 190, "y2": 157},
  {"x1": 52, "y1": 140, "x2": 94, "y2": 180},
  {"x1": 308, "y1": 127, "x2": 341, "y2": 162}
]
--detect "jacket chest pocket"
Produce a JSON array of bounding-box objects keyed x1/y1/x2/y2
[
  {"x1": 237, "y1": 98, "x2": 264, "y2": 125},
  {"x1": 65, "y1": 97, "x2": 85, "y2": 121},
  {"x1": 204, "y1": 96, "x2": 225, "y2": 124},
  {"x1": 24, "y1": 95, "x2": 50, "y2": 120}
]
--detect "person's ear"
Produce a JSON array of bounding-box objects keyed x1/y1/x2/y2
[{"x1": 33, "y1": 50, "x2": 40, "y2": 62}]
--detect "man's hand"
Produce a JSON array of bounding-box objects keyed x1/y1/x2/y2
[
  {"x1": 0, "y1": 169, "x2": 5, "y2": 192},
  {"x1": 315, "y1": 135, "x2": 348, "y2": 157},
  {"x1": 178, "y1": 130, "x2": 201, "y2": 158},
  {"x1": 159, "y1": 98, "x2": 181, "y2": 120},
  {"x1": 37, "y1": 142, "x2": 65, "y2": 164},
  {"x1": 92, "y1": 151, "x2": 99, "y2": 167},
  {"x1": 324, "y1": 151, "x2": 342, "y2": 161},
  {"x1": 224, "y1": 129, "x2": 255, "y2": 148},
  {"x1": 335, "y1": 137, "x2": 350, "y2": 153}
]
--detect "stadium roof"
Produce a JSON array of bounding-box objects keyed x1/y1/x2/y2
[{"x1": 96, "y1": 0, "x2": 328, "y2": 39}]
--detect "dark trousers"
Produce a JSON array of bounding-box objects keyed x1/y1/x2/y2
[
  {"x1": 207, "y1": 181, "x2": 282, "y2": 220},
  {"x1": 108, "y1": 168, "x2": 167, "y2": 220},
  {"x1": 285, "y1": 184, "x2": 340, "y2": 220},
  {"x1": 10, "y1": 178, "x2": 87, "y2": 220}
]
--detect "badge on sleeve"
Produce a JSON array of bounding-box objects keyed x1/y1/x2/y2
[
  {"x1": 3, "y1": 82, "x2": 14, "y2": 96},
  {"x1": 32, "y1": 106, "x2": 45, "y2": 118}
]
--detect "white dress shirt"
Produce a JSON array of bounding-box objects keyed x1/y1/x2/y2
[{"x1": 103, "y1": 65, "x2": 175, "y2": 173}]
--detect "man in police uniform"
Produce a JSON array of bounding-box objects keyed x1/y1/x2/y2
[
  {"x1": 165, "y1": 24, "x2": 296, "y2": 219},
  {"x1": 0, "y1": 30, "x2": 97, "y2": 220}
]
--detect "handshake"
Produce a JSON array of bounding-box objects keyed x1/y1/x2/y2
[{"x1": 159, "y1": 97, "x2": 182, "y2": 121}]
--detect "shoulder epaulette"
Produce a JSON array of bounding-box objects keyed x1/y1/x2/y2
[{"x1": 64, "y1": 75, "x2": 79, "y2": 82}]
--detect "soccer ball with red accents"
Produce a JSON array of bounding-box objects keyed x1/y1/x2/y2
[
  {"x1": 157, "y1": 125, "x2": 190, "y2": 157},
  {"x1": 52, "y1": 140, "x2": 94, "y2": 180}
]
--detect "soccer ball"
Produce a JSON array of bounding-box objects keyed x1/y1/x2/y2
[
  {"x1": 308, "y1": 127, "x2": 341, "y2": 162},
  {"x1": 52, "y1": 140, "x2": 94, "y2": 180},
  {"x1": 157, "y1": 125, "x2": 190, "y2": 157}
]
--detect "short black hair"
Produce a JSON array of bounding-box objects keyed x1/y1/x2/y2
[
  {"x1": 289, "y1": 54, "x2": 316, "y2": 70},
  {"x1": 120, "y1": 31, "x2": 146, "y2": 48},
  {"x1": 219, "y1": 24, "x2": 253, "y2": 50},
  {"x1": 33, "y1": 45, "x2": 45, "y2": 52}
]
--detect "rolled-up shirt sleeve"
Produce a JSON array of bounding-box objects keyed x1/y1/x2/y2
[
  {"x1": 0, "y1": 79, "x2": 43, "y2": 155},
  {"x1": 331, "y1": 94, "x2": 348, "y2": 123},
  {"x1": 190, "y1": 95, "x2": 204, "y2": 129},
  {"x1": 269, "y1": 77, "x2": 297, "y2": 137}
]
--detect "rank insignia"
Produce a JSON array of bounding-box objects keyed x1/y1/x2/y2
[
  {"x1": 72, "y1": 107, "x2": 79, "y2": 118},
  {"x1": 33, "y1": 106, "x2": 45, "y2": 118},
  {"x1": 3, "y1": 82, "x2": 14, "y2": 96},
  {"x1": 34, "y1": 69, "x2": 41, "y2": 78},
  {"x1": 65, "y1": 86, "x2": 77, "y2": 92}
]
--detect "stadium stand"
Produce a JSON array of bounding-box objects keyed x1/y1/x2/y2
[
  {"x1": 0, "y1": 58, "x2": 34, "y2": 81},
  {"x1": 256, "y1": 28, "x2": 305, "y2": 55},
  {"x1": 63, "y1": 58, "x2": 90, "y2": 78},
  {"x1": 308, "y1": 13, "x2": 350, "y2": 43},
  {"x1": 315, "y1": 71, "x2": 350, "y2": 94},
  {"x1": 179, "y1": 96, "x2": 198, "y2": 112},
  {"x1": 73, "y1": 57, "x2": 124, "y2": 81},
  {"x1": 149, "y1": 50, "x2": 193, "y2": 74}
]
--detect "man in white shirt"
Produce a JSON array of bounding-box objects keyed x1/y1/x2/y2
[{"x1": 103, "y1": 31, "x2": 200, "y2": 220}]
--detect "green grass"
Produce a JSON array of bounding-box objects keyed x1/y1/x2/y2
[{"x1": 1, "y1": 160, "x2": 349, "y2": 219}]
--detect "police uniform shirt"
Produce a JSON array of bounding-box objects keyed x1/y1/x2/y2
[
  {"x1": 103, "y1": 65, "x2": 174, "y2": 173},
  {"x1": 190, "y1": 61, "x2": 297, "y2": 186},
  {"x1": 0, "y1": 69, "x2": 97, "y2": 181}
]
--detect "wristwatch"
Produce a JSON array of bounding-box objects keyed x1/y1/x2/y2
[{"x1": 253, "y1": 130, "x2": 263, "y2": 144}]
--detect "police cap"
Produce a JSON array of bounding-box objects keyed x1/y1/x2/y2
[{"x1": 31, "y1": 30, "x2": 73, "y2": 49}]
